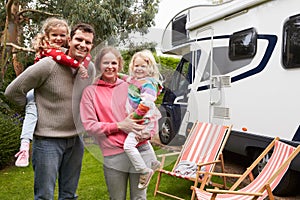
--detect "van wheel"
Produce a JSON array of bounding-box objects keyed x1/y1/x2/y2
[
  {"x1": 251, "y1": 150, "x2": 271, "y2": 177},
  {"x1": 159, "y1": 117, "x2": 175, "y2": 145},
  {"x1": 273, "y1": 170, "x2": 300, "y2": 196},
  {"x1": 251, "y1": 150, "x2": 299, "y2": 196}
]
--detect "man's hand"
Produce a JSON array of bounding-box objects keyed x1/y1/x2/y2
[{"x1": 78, "y1": 65, "x2": 89, "y2": 79}]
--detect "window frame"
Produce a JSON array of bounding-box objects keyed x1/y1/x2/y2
[
  {"x1": 229, "y1": 27, "x2": 257, "y2": 61},
  {"x1": 282, "y1": 14, "x2": 300, "y2": 69}
]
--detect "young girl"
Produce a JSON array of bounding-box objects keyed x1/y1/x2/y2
[
  {"x1": 120, "y1": 49, "x2": 162, "y2": 189},
  {"x1": 14, "y1": 17, "x2": 91, "y2": 167}
]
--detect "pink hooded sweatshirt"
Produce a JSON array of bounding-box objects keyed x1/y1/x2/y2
[{"x1": 80, "y1": 78, "x2": 148, "y2": 156}]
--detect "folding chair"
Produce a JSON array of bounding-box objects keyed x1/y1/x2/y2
[
  {"x1": 191, "y1": 137, "x2": 300, "y2": 200},
  {"x1": 154, "y1": 121, "x2": 232, "y2": 200}
]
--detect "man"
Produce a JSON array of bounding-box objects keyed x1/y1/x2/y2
[{"x1": 5, "y1": 23, "x2": 95, "y2": 200}]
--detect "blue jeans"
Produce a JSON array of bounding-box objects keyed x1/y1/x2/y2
[
  {"x1": 21, "y1": 89, "x2": 37, "y2": 141},
  {"x1": 32, "y1": 135, "x2": 84, "y2": 200}
]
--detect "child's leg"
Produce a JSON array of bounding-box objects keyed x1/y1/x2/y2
[
  {"x1": 124, "y1": 132, "x2": 148, "y2": 172},
  {"x1": 141, "y1": 121, "x2": 161, "y2": 170},
  {"x1": 145, "y1": 140, "x2": 160, "y2": 166},
  {"x1": 15, "y1": 89, "x2": 37, "y2": 167},
  {"x1": 20, "y1": 89, "x2": 37, "y2": 143},
  {"x1": 137, "y1": 140, "x2": 160, "y2": 190}
]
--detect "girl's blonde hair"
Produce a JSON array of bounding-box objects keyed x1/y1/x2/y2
[
  {"x1": 32, "y1": 17, "x2": 70, "y2": 52},
  {"x1": 129, "y1": 49, "x2": 160, "y2": 80},
  {"x1": 94, "y1": 46, "x2": 124, "y2": 82}
]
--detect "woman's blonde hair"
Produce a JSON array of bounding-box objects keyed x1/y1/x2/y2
[
  {"x1": 32, "y1": 17, "x2": 70, "y2": 52},
  {"x1": 129, "y1": 49, "x2": 160, "y2": 80},
  {"x1": 94, "y1": 46, "x2": 124, "y2": 82}
]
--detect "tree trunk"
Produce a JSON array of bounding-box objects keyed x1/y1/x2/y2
[{"x1": 1, "y1": 0, "x2": 24, "y2": 79}]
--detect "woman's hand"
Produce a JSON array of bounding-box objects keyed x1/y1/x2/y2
[{"x1": 117, "y1": 115, "x2": 144, "y2": 134}]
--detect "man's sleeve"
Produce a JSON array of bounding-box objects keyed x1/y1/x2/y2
[{"x1": 4, "y1": 58, "x2": 53, "y2": 106}]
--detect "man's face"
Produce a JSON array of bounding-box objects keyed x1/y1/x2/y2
[{"x1": 68, "y1": 30, "x2": 93, "y2": 62}]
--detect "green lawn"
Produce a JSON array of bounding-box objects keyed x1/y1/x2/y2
[{"x1": 0, "y1": 146, "x2": 193, "y2": 200}]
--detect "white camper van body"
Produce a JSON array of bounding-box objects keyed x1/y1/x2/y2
[{"x1": 159, "y1": 0, "x2": 300, "y2": 194}]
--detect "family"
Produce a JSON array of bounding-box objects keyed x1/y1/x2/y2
[{"x1": 4, "y1": 17, "x2": 162, "y2": 200}]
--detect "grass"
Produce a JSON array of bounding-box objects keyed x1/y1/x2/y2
[{"x1": 0, "y1": 146, "x2": 194, "y2": 200}]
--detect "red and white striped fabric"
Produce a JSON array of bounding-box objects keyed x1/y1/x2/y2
[
  {"x1": 158, "y1": 122, "x2": 228, "y2": 180},
  {"x1": 195, "y1": 140, "x2": 295, "y2": 200}
]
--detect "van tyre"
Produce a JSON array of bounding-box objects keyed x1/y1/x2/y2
[
  {"x1": 251, "y1": 149, "x2": 299, "y2": 196},
  {"x1": 273, "y1": 170, "x2": 299, "y2": 196},
  {"x1": 250, "y1": 150, "x2": 271, "y2": 177},
  {"x1": 159, "y1": 117, "x2": 175, "y2": 145}
]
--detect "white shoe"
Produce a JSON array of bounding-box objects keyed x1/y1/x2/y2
[{"x1": 138, "y1": 168, "x2": 154, "y2": 189}]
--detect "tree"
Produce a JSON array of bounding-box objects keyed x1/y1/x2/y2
[{"x1": 0, "y1": 0, "x2": 159, "y2": 86}]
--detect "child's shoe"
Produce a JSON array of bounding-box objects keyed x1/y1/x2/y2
[
  {"x1": 15, "y1": 150, "x2": 29, "y2": 167},
  {"x1": 151, "y1": 160, "x2": 161, "y2": 171},
  {"x1": 138, "y1": 168, "x2": 154, "y2": 190},
  {"x1": 15, "y1": 142, "x2": 29, "y2": 167}
]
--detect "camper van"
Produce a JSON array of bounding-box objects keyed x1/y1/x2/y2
[{"x1": 158, "y1": 0, "x2": 300, "y2": 195}]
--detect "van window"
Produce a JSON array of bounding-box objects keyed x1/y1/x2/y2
[
  {"x1": 172, "y1": 14, "x2": 188, "y2": 46},
  {"x1": 229, "y1": 28, "x2": 257, "y2": 60},
  {"x1": 170, "y1": 54, "x2": 191, "y2": 91},
  {"x1": 282, "y1": 14, "x2": 300, "y2": 69}
]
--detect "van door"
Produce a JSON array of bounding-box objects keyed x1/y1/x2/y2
[
  {"x1": 159, "y1": 51, "x2": 194, "y2": 144},
  {"x1": 194, "y1": 27, "x2": 230, "y2": 125},
  {"x1": 180, "y1": 27, "x2": 217, "y2": 133}
]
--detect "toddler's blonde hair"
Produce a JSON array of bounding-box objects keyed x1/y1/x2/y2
[
  {"x1": 129, "y1": 49, "x2": 160, "y2": 81},
  {"x1": 32, "y1": 17, "x2": 70, "y2": 52}
]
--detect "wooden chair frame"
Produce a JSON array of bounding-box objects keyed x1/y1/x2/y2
[
  {"x1": 191, "y1": 137, "x2": 300, "y2": 200},
  {"x1": 154, "y1": 122, "x2": 232, "y2": 200}
]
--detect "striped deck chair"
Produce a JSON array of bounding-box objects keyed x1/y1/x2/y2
[
  {"x1": 191, "y1": 137, "x2": 300, "y2": 200},
  {"x1": 154, "y1": 121, "x2": 232, "y2": 200}
]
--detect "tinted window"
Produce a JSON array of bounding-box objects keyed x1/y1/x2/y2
[
  {"x1": 229, "y1": 28, "x2": 257, "y2": 60},
  {"x1": 282, "y1": 14, "x2": 300, "y2": 68},
  {"x1": 172, "y1": 14, "x2": 188, "y2": 46}
]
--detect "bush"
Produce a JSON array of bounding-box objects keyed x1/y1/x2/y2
[
  {"x1": 0, "y1": 55, "x2": 25, "y2": 169},
  {"x1": 158, "y1": 56, "x2": 180, "y2": 90},
  {"x1": 0, "y1": 109, "x2": 22, "y2": 169}
]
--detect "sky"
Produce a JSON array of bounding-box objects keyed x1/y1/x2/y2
[
  {"x1": 154, "y1": 0, "x2": 211, "y2": 29},
  {"x1": 127, "y1": 0, "x2": 213, "y2": 55}
]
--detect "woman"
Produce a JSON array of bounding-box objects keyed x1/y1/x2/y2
[{"x1": 80, "y1": 46, "x2": 157, "y2": 200}]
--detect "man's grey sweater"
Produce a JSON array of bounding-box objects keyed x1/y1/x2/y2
[{"x1": 5, "y1": 57, "x2": 95, "y2": 138}]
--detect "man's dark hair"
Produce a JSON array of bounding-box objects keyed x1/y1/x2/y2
[{"x1": 70, "y1": 23, "x2": 95, "y2": 40}]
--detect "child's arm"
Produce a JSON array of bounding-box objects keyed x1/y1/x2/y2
[
  {"x1": 77, "y1": 65, "x2": 89, "y2": 79},
  {"x1": 118, "y1": 73, "x2": 130, "y2": 82},
  {"x1": 131, "y1": 81, "x2": 158, "y2": 119},
  {"x1": 39, "y1": 48, "x2": 91, "y2": 79},
  {"x1": 39, "y1": 48, "x2": 92, "y2": 69},
  {"x1": 40, "y1": 48, "x2": 80, "y2": 68}
]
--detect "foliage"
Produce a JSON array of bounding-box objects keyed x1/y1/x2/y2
[
  {"x1": 121, "y1": 41, "x2": 157, "y2": 73},
  {"x1": 0, "y1": 63, "x2": 24, "y2": 169},
  {"x1": 0, "y1": 0, "x2": 159, "y2": 86},
  {"x1": 15, "y1": 0, "x2": 160, "y2": 46},
  {"x1": 0, "y1": 1, "x2": 5, "y2": 34},
  {"x1": 0, "y1": 111, "x2": 22, "y2": 169},
  {"x1": 158, "y1": 55, "x2": 180, "y2": 89},
  {"x1": 159, "y1": 56, "x2": 180, "y2": 70}
]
